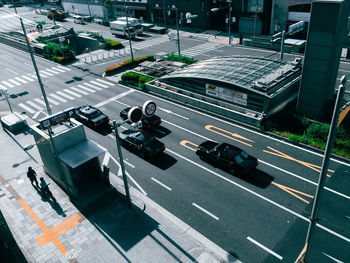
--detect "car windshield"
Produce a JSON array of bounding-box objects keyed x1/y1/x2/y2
[
  {"x1": 90, "y1": 110, "x2": 101, "y2": 118},
  {"x1": 234, "y1": 151, "x2": 249, "y2": 164}
]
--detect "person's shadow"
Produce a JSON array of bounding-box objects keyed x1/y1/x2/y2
[{"x1": 33, "y1": 185, "x2": 67, "y2": 217}]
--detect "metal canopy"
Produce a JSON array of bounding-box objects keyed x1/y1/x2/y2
[{"x1": 59, "y1": 139, "x2": 105, "y2": 169}]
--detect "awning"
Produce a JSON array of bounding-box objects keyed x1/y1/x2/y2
[{"x1": 59, "y1": 140, "x2": 105, "y2": 169}]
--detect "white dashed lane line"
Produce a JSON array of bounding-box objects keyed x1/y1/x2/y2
[
  {"x1": 192, "y1": 202, "x2": 219, "y2": 220},
  {"x1": 151, "y1": 177, "x2": 172, "y2": 191},
  {"x1": 247, "y1": 236, "x2": 283, "y2": 260}
]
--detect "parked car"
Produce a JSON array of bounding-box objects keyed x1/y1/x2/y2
[
  {"x1": 120, "y1": 107, "x2": 162, "y2": 129},
  {"x1": 119, "y1": 129, "x2": 165, "y2": 158},
  {"x1": 196, "y1": 141, "x2": 258, "y2": 175},
  {"x1": 73, "y1": 15, "x2": 85, "y2": 24},
  {"x1": 75, "y1": 105, "x2": 110, "y2": 128}
]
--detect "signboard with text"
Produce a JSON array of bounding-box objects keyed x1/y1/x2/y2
[
  {"x1": 39, "y1": 107, "x2": 77, "y2": 130},
  {"x1": 206, "y1": 84, "x2": 248, "y2": 106}
]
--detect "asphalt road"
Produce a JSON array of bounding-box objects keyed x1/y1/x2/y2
[{"x1": 1, "y1": 7, "x2": 350, "y2": 263}]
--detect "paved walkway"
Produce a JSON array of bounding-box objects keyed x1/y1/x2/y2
[{"x1": 0, "y1": 111, "x2": 240, "y2": 263}]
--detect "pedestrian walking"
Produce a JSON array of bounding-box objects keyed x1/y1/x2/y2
[
  {"x1": 39, "y1": 177, "x2": 56, "y2": 203},
  {"x1": 27, "y1": 167, "x2": 39, "y2": 187}
]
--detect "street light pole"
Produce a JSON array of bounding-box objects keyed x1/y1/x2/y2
[
  {"x1": 228, "y1": 0, "x2": 232, "y2": 45},
  {"x1": 123, "y1": 0, "x2": 134, "y2": 61},
  {"x1": 162, "y1": 0, "x2": 167, "y2": 29},
  {"x1": 253, "y1": 0, "x2": 258, "y2": 37},
  {"x1": 280, "y1": 30, "x2": 285, "y2": 60},
  {"x1": 87, "y1": 0, "x2": 92, "y2": 18},
  {"x1": 175, "y1": 6, "x2": 180, "y2": 55}
]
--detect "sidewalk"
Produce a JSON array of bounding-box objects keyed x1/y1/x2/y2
[{"x1": 0, "y1": 111, "x2": 240, "y2": 263}]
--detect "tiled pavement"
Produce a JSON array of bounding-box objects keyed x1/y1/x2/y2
[{"x1": 0, "y1": 112, "x2": 240, "y2": 263}]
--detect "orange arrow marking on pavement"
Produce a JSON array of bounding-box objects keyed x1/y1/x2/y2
[
  {"x1": 263, "y1": 146, "x2": 334, "y2": 177},
  {"x1": 271, "y1": 182, "x2": 314, "y2": 204},
  {"x1": 180, "y1": 140, "x2": 198, "y2": 151},
  {"x1": 205, "y1": 125, "x2": 254, "y2": 147}
]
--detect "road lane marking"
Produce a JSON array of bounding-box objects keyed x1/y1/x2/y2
[
  {"x1": 21, "y1": 75, "x2": 35, "y2": 82},
  {"x1": 125, "y1": 85, "x2": 350, "y2": 168},
  {"x1": 163, "y1": 120, "x2": 212, "y2": 141},
  {"x1": 89, "y1": 80, "x2": 108, "y2": 88},
  {"x1": 51, "y1": 66, "x2": 65, "y2": 73},
  {"x1": 263, "y1": 146, "x2": 334, "y2": 177},
  {"x1": 205, "y1": 124, "x2": 254, "y2": 146},
  {"x1": 83, "y1": 82, "x2": 102, "y2": 91},
  {"x1": 70, "y1": 86, "x2": 89, "y2": 95},
  {"x1": 322, "y1": 252, "x2": 344, "y2": 263},
  {"x1": 34, "y1": 98, "x2": 46, "y2": 106},
  {"x1": 180, "y1": 140, "x2": 198, "y2": 151},
  {"x1": 40, "y1": 70, "x2": 53, "y2": 76},
  {"x1": 95, "y1": 79, "x2": 114, "y2": 86},
  {"x1": 346, "y1": 216, "x2": 350, "y2": 220},
  {"x1": 49, "y1": 93, "x2": 67, "y2": 103},
  {"x1": 192, "y1": 202, "x2": 219, "y2": 220},
  {"x1": 18, "y1": 103, "x2": 35, "y2": 114},
  {"x1": 94, "y1": 89, "x2": 135, "y2": 108},
  {"x1": 8, "y1": 79, "x2": 21, "y2": 86},
  {"x1": 56, "y1": 91, "x2": 74, "y2": 100},
  {"x1": 14, "y1": 77, "x2": 28, "y2": 84},
  {"x1": 47, "y1": 97, "x2": 60, "y2": 106},
  {"x1": 63, "y1": 88, "x2": 82, "y2": 97},
  {"x1": 247, "y1": 236, "x2": 283, "y2": 260},
  {"x1": 6, "y1": 68, "x2": 18, "y2": 75},
  {"x1": 271, "y1": 181, "x2": 314, "y2": 204},
  {"x1": 151, "y1": 177, "x2": 172, "y2": 191},
  {"x1": 57, "y1": 65, "x2": 71, "y2": 71},
  {"x1": 77, "y1": 84, "x2": 96, "y2": 93},
  {"x1": 2, "y1": 81, "x2": 14, "y2": 88},
  {"x1": 165, "y1": 148, "x2": 350, "y2": 243},
  {"x1": 26, "y1": 100, "x2": 44, "y2": 111},
  {"x1": 158, "y1": 107, "x2": 189, "y2": 120},
  {"x1": 44, "y1": 68, "x2": 60, "y2": 74}
]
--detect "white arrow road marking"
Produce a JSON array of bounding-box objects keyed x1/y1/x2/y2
[
  {"x1": 322, "y1": 252, "x2": 344, "y2": 263},
  {"x1": 158, "y1": 107, "x2": 189, "y2": 120}
]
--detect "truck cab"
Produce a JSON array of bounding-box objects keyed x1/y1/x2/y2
[
  {"x1": 116, "y1": 17, "x2": 143, "y2": 35},
  {"x1": 110, "y1": 20, "x2": 137, "y2": 38}
]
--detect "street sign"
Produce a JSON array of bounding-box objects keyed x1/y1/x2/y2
[
  {"x1": 128, "y1": 106, "x2": 143, "y2": 123},
  {"x1": 271, "y1": 32, "x2": 282, "y2": 42},
  {"x1": 287, "y1": 21, "x2": 305, "y2": 35},
  {"x1": 142, "y1": 100, "x2": 156, "y2": 117},
  {"x1": 39, "y1": 107, "x2": 77, "y2": 130},
  {"x1": 0, "y1": 87, "x2": 9, "y2": 96}
]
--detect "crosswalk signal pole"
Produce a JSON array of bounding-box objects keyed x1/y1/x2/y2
[
  {"x1": 14, "y1": 6, "x2": 52, "y2": 115},
  {"x1": 124, "y1": 0, "x2": 134, "y2": 61},
  {"x1": 175, "y1": 7, "x2": 181, "y2": 55}
]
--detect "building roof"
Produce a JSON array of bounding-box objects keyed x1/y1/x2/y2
[{"x1": 161, "y1": 56, "x2": 302, "y2": 94}]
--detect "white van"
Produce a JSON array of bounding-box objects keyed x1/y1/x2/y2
[
  {"x1": 116, "y1": 17, "x2": 143, "y2": 35},
  {"x1": 110, "y1": 20, "x2": 137, "y2": 38},
  {"x1": 73, "y1": 15, "x2": 85, "y2": 24}
]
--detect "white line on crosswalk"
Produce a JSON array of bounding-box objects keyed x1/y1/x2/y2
[
  {"x1": 47, "y1": 97, "x2": 60, "y2": 106},
  {"x1": 63, "y1": 88, "x2": 82, "y2": 97},
  {"x1": 57, "y1": 65, "x2": 71, "y2": 71},
  {"x1": 14, "y1": 77, "x2": 28, "y2": 84},
  {"x1": 83, "y1": 82, "x2": 102, "y2": 91},
  {"x1": 26, "y1": 100, "x2": 43, "y2": 111},
  {"x1": 28, "y1": 74, "x2": 38, "y2": 79},
  {"x1": 18, "y1": 103, "x2": 35, "y2": 114},
  {"x1": 57, "y1": 91, "x2": 74, "y2": 100},
  {"x1": 34, "y1": 98, "x2": 47, "y2": 106},
  {"x1": 1, "y1": 81, "x2": 14, "y2": 88},
  {"x1": 40, "y1": 70, "x2": 53, "y2": 77},
  {"x1": 95, "y1": 79, "x2": 114, "y2": 86},
  {"x1": 45, "y1": 68, "x2": 60, "y2": 74},
  {"x1": 21, "y1": 75, "x2": 35, "y2": 82},
  {"x1": 51, "y1": 66, "x2": 65, "y2": 73},
  {"x1": 76, "y1": 84, "x2": 95, "y2": 93},
  {"x1": 49, "y1": 93, "x2": 67, "y2": 103},
  {"x1": 70, "y1": 86, "x2": 89, "y2": 95},
  {"x1": 89, "y1": 80, "x2": 108, "y2": 88},
  {"x1": 8, "y1": 79, "x2": 21, "y2": 86}
]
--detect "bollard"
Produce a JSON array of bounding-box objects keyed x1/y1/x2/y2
[{"x1": 102, "y1": 165, "x2": 110, "y2": 186}]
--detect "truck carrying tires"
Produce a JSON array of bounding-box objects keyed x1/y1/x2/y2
[{"x1": 110, "y1": 20, "x2": 137, "y2": 38}]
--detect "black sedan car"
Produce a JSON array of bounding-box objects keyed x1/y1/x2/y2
[
  {"x1": 75, "y1": 105, "x2": 110, "y2": 128},
  {"x1": 196, "y1": 141, "x2": 258, "y2": 175},
  {"x1": 119, "y1": 129, "x2": 165, "y2": 158},
  {"x1": 120, "y1": 107, "x2": 162, "y2": 129}
]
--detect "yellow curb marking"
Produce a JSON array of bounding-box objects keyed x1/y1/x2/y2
[
  {"x1": 271, "y1": 182, "x2": 314, "y2": 204},
  {"x1": 180, "y1": 140, "x2": 198, "y2": 151},
  {"x1": 205, "y1": 125, "x2": 254, "y2": 147},
  {"x1": 263, "y1": 146, "x2": 334, "y2": 177}
]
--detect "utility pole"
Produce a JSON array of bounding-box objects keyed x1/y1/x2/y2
[
  {"x1": 253, "y1": 0, "x2": 258, "y2": 37},
  {"x1": 87, "y1": 0, "x2": 92, "y2": 18},
  {"x1": 124, "y1": 0, "x2": 134, "y2": 61},
  {"x1": 228, "y1": 0, "x2": 232, "y2": 45},
  {"x1": 175, "y1": 6, "x2": 180, "y2": 55},
  {"x1": 297, "y1": 76, "x2": 346, "y2": 263},
  {"x1": 14, "y1": 6, "x2": 52, "y2": 115},
  {"x1": 162, "y1": 0, "x2": 167, "y2": 29},
  {"x1": 280, "y1": 30, "x2": 285, "y2": 60}
]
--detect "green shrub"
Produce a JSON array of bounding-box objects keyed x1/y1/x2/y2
[
  {"x1": 166, "y1": 52, "x2": 197, "y2": 64},
  {"x1": 306, "y1": 122, "x2": 329, "y2": 142},
  {"x1": 121, "y1": 72, "x2": 154, "y2": 89},
  {"x1": 103, "y1": 39, "x2": 123, "y2": 49},
  {"x1": 289, "y1": 134, "x2": 301, "y2": 143}
]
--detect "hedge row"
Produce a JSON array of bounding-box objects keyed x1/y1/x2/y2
[
  {"x1": 166, "y1": 52, "x2": 197, "y2": 64},
  {"x1": 120, "y1": 72, "x2": 154, "y2": 89},
  {"x1": 42, "y1": 42, "x2": 75, "y2": 64},
  {"x1": 105, "y1": 55, "x2": 154, "y2": 76},
  {"x1": 103, "y1": 39, "x2": 124, "y2": 49}
]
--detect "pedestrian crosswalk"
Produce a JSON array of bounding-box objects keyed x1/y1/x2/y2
[
  {"x1": 178, "y1": 42, "x2": 222, "y2": 57},
  {"x1": 180, "y1": 30, "x2": 221, "y2": 40},
  {"x1": 0, "y1": 66, "x2": 71, "y2": 90},
  {"x1": 132, "y1": 35, "x2": 170, "y2": 50},
  {"x1": 17, "y1": 78, "x2": 115, "y2": 118}
]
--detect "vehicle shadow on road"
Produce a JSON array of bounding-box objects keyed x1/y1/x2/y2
[
  {"x1": 149, "y1": 126, "x2": 172, "y2": 138},
  {"x1": 146, "y1": 152, "x2": 177, "y2": 170},
  {"x1": 234, "y1": 169, "x2": 274, "y2": 189},
  {"x1": 95, "y1": 124, "x2": 114, "y2": 136}
]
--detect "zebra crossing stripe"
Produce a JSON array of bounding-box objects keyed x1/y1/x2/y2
[
  {"x1": 95, "y1": 79, "x2": 114, "y2": 86},
  {"x1": 83, "y1": 82, "x2": 102, "y2": 91},
  {"x1": 57, "y1": 65, "x2": 71, "y2": 71},
  {"x1": 8, "y1": 79, "x2": 21, "y2": 86},
  {"x1": 51, "y1": 66, "x2": 65, "y2": 73},
  {"x1": 47, "y1": 97, "x2": 60, "y2": 106},
  {"x1": 89, "y1": 80, "x2": 108, "y2": 88},
  {"x1": 2, "y1": 81, "x2": 14, "y2": 88},
  {"x1": 18, "y1": 103, "x2": 35, "y2": 114},
  {"x1": 28, "y1": 74, "x2": 38, "y2": 79},
  {"x1": 70, "y1": 86, "x2": 89, "y2": 95},
  {"x1": 76, "y1": 84, "x2": 95, "y2": 93},
  {"x1": 40, "y1": 70, "x2": 53, "y2": 77},
  {"x1": 21, "y1": 76, "x2": 35, "y2": 82},
  {"x1": 45, "y1": 68, "x2": 60, "y2": 74},
  {"x1": 57, "y1": 91, "x2": 74, "y2": 100},
  {"x1": 14, "y1": 77, "x2": 28, "y2": 84},
  {"x1": 34, "y1": 98, "x2": 47, "y2": 106},
  {"x1": 63, "y1": 88, "x2": 82, "y2": 97},
  {"x1": 26, "y1": 100, "x2": 43, "y2": 111},
  {"x1": 49, "y1": 93, "x2": 67, "y2": 103}
]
